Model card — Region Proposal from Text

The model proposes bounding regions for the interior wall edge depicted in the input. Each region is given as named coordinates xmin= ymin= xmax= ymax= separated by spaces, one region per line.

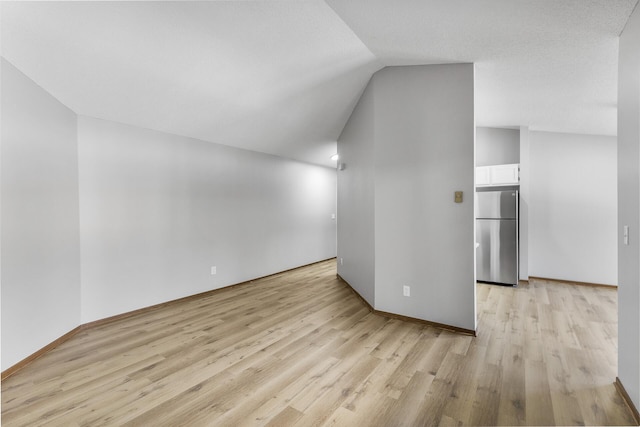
xmin=337 ymin=274 xmax=476 ymax=336
xmin=527 ymin=275 xmax=617 ymax=289
xmin=615 ymin=377 xmax=640 ymax=425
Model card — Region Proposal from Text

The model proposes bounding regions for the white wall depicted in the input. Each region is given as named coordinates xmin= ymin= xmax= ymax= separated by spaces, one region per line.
xmin=338 ymin=64 xmax=476 ymax=331
xmin=1 ymin=59 xmax=81 ymax=370
xmin=78 ymin=116 xmax=337 ymax=323
xmin=528 ymin=131 xmax=617 ymax=285
xmin=618 ymin=3 xmax=640 ymax=411
xmin=476 ymin=127 xmax=520 ymax=166
xmin=518 ymin=127 xmax=530 ymax=280
xmin=1 ymin=59 xmax=337 ymax=369
xmin=336 ymin=84 xmax=376 ymax=305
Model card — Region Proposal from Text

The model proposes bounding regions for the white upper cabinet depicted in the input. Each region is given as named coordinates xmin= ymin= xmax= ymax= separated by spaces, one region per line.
xmin=476 ymin=163 xmax=519 ymax=187
xmin=476 ymin=166 xmax=491 ymax=186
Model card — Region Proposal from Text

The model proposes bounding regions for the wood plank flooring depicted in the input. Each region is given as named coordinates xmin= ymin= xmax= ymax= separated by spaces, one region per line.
xmin=1 ymin=260 xmax=636 ymax=426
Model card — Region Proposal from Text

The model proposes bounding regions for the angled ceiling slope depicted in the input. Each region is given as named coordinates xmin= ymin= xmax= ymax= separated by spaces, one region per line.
xmin=1 ymin=1 xmax=638 ymax=166
xmin=1 ymin=1 xmax=381 ymax=167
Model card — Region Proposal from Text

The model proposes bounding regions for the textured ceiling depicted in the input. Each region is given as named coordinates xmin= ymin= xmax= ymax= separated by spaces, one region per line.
xmin=1 ymin=1 xmax=637 ymax=166
xmin=326 ymin=0 xmax=637 ymax=137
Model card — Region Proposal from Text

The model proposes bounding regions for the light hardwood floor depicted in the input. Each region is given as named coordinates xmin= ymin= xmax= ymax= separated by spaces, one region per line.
xmin=1 ymin=259 xmax=636 ymax=426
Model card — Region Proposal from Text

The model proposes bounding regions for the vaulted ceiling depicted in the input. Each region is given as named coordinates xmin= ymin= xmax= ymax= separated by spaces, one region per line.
xmin=1 ymin=1 xmax=637 ymax=167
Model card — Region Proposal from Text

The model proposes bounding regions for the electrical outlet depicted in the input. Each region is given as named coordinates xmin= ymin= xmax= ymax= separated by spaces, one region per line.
xmin=403 ymin=285 xmax=410 ymax=297
xmin=211 ymin=266 xmax=217 ymax=275
xmin=340 ymin=258 xmax=343 ymax=266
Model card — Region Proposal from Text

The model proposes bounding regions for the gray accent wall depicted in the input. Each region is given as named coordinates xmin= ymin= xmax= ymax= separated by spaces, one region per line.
xmin=618 ymin=4 xmax=640 ymax=411
xmin=1 ymin=59 xmax=82 ymax=370
xmin=338 ymin=64 xmax=476 ymax=331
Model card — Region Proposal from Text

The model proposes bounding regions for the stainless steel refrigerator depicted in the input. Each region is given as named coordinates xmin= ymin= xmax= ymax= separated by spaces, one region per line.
xmin=476 ymin=190 xmax=519 ymax=286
